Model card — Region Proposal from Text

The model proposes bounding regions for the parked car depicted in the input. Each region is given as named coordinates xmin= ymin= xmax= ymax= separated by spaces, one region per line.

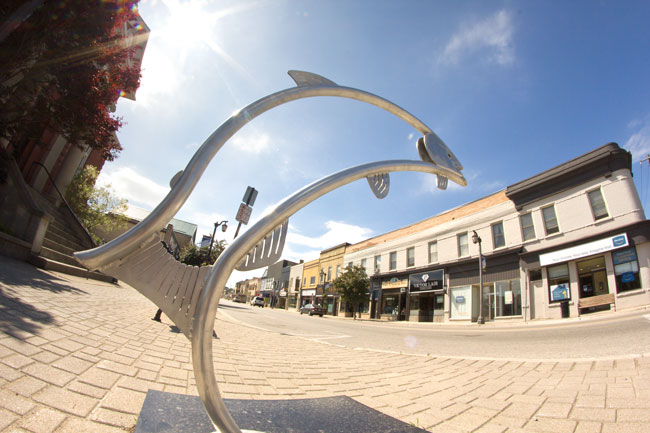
xmin=251 ymin=296 xmax=265 ymax=307
xmin=299 ymin=303 xmax=325 ymax=317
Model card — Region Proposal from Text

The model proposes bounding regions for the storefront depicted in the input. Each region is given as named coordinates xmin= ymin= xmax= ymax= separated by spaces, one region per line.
xmin=408 ymin=270 xmax=445 ymax=322
xmin=300 ymin=289 xmax=316 ymax=306
xmin=379 ymin=277 xmax=408 ymax=320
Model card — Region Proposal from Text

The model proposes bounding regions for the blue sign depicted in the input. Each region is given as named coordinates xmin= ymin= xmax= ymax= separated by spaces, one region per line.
xmin=621 ymin=272 xmax=635 ymax=283
xmin=613 ymin=235 xmax=627 ymax=247
xmin=613 ymin=248 xmax=637 ymax=265
xmin=455 ymin=296 xmax=466 ymax=304
xmin=551 ymin=284 xmax=570 ymax=301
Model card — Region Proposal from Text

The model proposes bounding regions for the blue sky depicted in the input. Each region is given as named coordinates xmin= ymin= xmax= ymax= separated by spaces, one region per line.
xmin=98 ymin=0 xmax=650 ymax=284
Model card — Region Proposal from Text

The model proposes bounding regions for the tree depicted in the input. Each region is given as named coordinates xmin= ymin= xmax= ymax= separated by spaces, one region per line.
xmin=332 ymin=265 xmax=370 ymax=319
xmin=65 ymin=165 xmax=128 ymax=244
xmin=0 ymin=1 xmax=145 ymax=160
xmin=179 ymin=241 xmax=226 ymax=267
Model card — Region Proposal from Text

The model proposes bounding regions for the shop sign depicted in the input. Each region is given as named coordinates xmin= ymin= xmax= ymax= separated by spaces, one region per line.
xmin=279 ymin=291 xmax=287 ymax=297
xmin=409 ymin=269 xmax=444 ymax=293
xmin=504 ymin=291 xmax=513 ymax=305
xmin=540 ymin=233 xmax=628 ymax=266
xmin=301 ymin=289 xmax=316 ymax=296
xmin=550 ymin=283 xmax=570 ymax=301
xmin=621 ymin=272 xmax=635 ymax=283
xmin=382 ymin=277 xmax=408 ymax=289
xmin=613 ymin=248 xmax=637 ymax=265
xmin=455 ymin=295 xmax=466 ymax=304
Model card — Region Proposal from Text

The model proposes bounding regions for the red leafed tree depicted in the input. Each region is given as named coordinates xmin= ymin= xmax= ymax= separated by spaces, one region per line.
xmin=0 ymin=0 xmax=145 ymax=161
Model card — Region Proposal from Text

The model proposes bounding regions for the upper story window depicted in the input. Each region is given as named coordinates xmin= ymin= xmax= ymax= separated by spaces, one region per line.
xmin=588 ymin=188 xmax=609 ymax=221
xmin=361 ymin=258 xmax=367 ymax=270
xmin=347 ymin=262 xmax=353 ymax=268
xmin=336 ymin=264 xmax=341 ymax=278
xmin=492 ymin=222 xmax=505 ymax=248
xmin=428 ymin=241 xmax=438 ymax=263
xmin=542 ymin=205 xmax=559 ymax=235
xmin=407 ymin=247 xmax=415 ymax=267
xmin=520 ymin=213 xmax=536 ymax=241
xmin=310 ymin=276 xmax=315 ymax=285
xmin=374 ymin=255 xmax=381 ymax=273
xmin=389 ymin=251 xmax=397 ymax=270
xmin=327 ymin=266 xmax=332 ymax=281
xmin=457 ymin=233 xmax=469 ymax=257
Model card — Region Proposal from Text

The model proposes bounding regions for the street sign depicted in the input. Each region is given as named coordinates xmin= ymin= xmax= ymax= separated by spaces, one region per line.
xmin=242 ymin=186 xmax=258 ymax=206
xmin=235 ymin=203 xmax=252 ymax=225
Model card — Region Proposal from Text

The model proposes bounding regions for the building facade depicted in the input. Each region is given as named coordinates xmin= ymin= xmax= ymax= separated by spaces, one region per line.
xmin=317 ymin=243 xmax=350 ymax=316
xmin=345 ymin=143 xmax=649 ymax=323
xmin=300 ymin=259 xmax=320 ymax=307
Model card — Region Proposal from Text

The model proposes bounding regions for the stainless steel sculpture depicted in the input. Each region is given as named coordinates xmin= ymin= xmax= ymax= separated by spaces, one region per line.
xmin=75 ymin=71 xmax=466 ymax=433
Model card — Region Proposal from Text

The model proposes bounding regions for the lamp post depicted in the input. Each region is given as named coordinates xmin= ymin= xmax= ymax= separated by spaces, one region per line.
xmin=472 ymin=230 xmax=484 ymax=325
xmin=207 ymin=220 xmax=228 ymax=262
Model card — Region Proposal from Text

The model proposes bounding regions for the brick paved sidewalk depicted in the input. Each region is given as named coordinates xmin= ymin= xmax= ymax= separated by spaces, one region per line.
xmin=1 ymin=256 xmax=650 ymax=433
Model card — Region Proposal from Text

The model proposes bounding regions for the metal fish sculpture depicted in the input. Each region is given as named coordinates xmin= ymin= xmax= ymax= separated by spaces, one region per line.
xmin=74 ymin=71 xmax=466 ymax=433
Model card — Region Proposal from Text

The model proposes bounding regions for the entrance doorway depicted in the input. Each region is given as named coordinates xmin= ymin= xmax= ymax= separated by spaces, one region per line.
xmin=577 ymin=256 xmax=609 ymax=313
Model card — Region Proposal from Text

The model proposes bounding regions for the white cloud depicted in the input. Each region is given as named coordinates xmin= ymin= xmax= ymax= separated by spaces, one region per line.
xmin=97 ymin=167 xmax=169 ymax=209
xmin=438 ymin=10 xmax=514 ymax=66
xmin=231 ymin=131 xmax=273 ymax=154
xmin=287 ymin=220 xmax=374 ymax=252
xmin=625 ymin=116 xmax=650 ymax=162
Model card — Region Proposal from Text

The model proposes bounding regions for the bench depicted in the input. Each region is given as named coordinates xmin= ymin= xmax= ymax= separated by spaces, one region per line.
xmin=578 ymin=293 xmax=616 ymax=313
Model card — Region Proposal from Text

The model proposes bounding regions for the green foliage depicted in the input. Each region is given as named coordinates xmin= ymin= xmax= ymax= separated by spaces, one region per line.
xmin=332 ymin=265 xmax=370 ymax=318
xmin=179 ymin=240 xmax=226 ymax=267
xmin=65 ymin=165 xmax=127 ymax=243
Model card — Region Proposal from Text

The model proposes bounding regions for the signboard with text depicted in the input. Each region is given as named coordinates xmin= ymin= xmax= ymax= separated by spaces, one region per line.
xmin=409 ymin=269 xmax=444 ymax=294
xmin=540 ymin=233 xmax=628 ymax=266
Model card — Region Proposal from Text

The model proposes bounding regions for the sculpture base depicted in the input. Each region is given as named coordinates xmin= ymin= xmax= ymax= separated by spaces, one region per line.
xmin=135 ymin=390 xmax=429 ymax=433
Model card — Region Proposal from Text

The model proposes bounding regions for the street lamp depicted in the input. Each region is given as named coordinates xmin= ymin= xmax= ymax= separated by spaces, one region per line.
xmin=472 ymin=230 xmax=484 ymax=325
xmin=207 ymin=220 xmax=228 ymax=261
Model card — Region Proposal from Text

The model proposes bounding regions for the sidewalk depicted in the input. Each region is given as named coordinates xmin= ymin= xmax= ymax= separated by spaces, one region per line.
xmin=2 ymin=255 xmax=650 ymax=432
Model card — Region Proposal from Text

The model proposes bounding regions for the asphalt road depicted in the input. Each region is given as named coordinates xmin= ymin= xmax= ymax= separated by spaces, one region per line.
xmin=218 ymin=301 xmax=650 ymax=361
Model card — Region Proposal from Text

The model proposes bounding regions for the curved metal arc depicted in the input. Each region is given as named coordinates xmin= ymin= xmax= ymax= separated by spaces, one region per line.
xmin=191 ymin=159 xmax=460 ymax=433
xmin=74 ymin=72 xmax=445 ymax=271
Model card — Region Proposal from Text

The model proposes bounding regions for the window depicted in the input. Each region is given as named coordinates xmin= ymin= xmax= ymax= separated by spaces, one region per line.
xmin=547 ymin=263 xmax=570 ymax=302
xmin=374 ymin=255 xmax=381 ymax=273
xmin=492 ymin=222 xmax=505 ymax=248
xmin=495 ymin=279 xmax=522 ymax=317
xmin=428 ymin=241 xmax=438 ymax=263
xmin=336 ymin=264 xmax=341 ymax=278
xmin=327 ymin=266 xmax=332 ymax=281
xmin=347 ymin=262 xmax=352 ymax=268
xmin=319 ymin=270 xmax=324 ymax=283
xmin=407 ymin=247 xmax=415 ymax=267
xmin=389 ymin=251 xmax=397 ymax=270
xmin=613 ymin=247 xmax=641 ymax=293
xmin=303 ymin=277 xmax=306 ymax=286
xmin=361 ymin=258 xmax=367 ymax=270
xmin=457 ymin=233 xmax=469 ymax=257
xmin=309 ymin=276 xmax=315 ymax=285
xmin=588 ymin=189 xmax=609 ymax=220
xmin=542 ymin=205 xmax=559 ymax=235
xmin=520 ymin=213 xmax=536 ymax=241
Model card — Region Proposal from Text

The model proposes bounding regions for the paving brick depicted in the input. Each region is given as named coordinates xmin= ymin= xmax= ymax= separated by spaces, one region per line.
xmin=1 ymin=353 xmax=34 ymax=369
xmin=18 ymin=407 xmax=66 ymax=433
xmin=96 ymin=359 xmax=138 ymax=377
xmin=574 ymin=421 xmax=602 ymax=433
xmin=90 ymin=407 xmax=138 ymax=429
xmin=616 ymin=408 xmax=650 ymax=422
xmin=99 ymin=387 xmax=146 ymax=415
xmin=6 ymin=375 xmax=47 ymax=397
xmin=0 ymin=407 xmax=19 ymax=430
xmin=22 ymin=363 xmax=75 ymax=387
xmin=55 ymin=417 xmax=129 ymax=433
xmin=0 ymin=388 xmax=36 ymax=415
xmin=33 ymin=386 xmax=97 ymax=417
xmin=77 ymin=366 xmax=120 ymax=389
xmin=523 ymin=417 xmax=577 ymax=432
xmin=535 ymin=402 xmax=571 ymax=418
xmin=601 ymin=423 xmax=650 ymax=433
xmin=570 ymin=407 xmax=616 ymax=422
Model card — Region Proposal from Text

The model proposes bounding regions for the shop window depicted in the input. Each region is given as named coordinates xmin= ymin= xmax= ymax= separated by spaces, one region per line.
xmin=428 ymin=241 xmax=438 ymax=263
xmin=495 ymin=279 xmax=522 ymax=317
xmin=542 ymin=205 xmax=559 ymax=235
xmin=457 ymin=233 xmax=469 ymax=257
xmin=613 ymin=247 xmax=641 ymax=293
xmin=588 ymin=188 xmax=609 ymax=221
xmin=492 ymin=222 xmax=505 ymax=248
xmin=389 ymin=251 xmax=397 ymax=270
xmin=382 ymin=295 xmax=399 ymax=315
xmin=547 ymin=263 xmax=570 ymax=303
xmin=407 ymin=247 xmax=415 ymax=267
xmin=374 ymin=255 xmax=381 ymax=273
xmin=520 ymin=212 xmax=536 ymax=241
xmin=450 ymin=286 xmax=471 ymax=319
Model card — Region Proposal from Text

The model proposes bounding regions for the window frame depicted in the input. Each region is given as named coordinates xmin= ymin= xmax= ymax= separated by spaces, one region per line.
xmin=374 ymin=255 xmax=381 ymax=273
xmin=428 ymin=241 xmax=438 ymax=264
xmin=457 ymin=233 xmax=469 ymax=257
xmin=546 ymin=263 xmax=571 ymax=303
xmin=542 ymin=205 xmax=560 ymax=236
xmin=389 ymin=251 xmax=397 ymax=270
xmin=587 ymin=188 xmax=609 ymax=221
xmin=491 ymin=221 xmax=505 ymax=249
xmin=519 ymin=212 xmax=536 ymax=242
xmin=406 ymin=247 xmax=415 ymax=267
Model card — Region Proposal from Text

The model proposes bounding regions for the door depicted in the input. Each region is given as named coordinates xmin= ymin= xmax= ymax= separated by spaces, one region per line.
xmin=482 ymin=284 xmax=495 ymax=322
